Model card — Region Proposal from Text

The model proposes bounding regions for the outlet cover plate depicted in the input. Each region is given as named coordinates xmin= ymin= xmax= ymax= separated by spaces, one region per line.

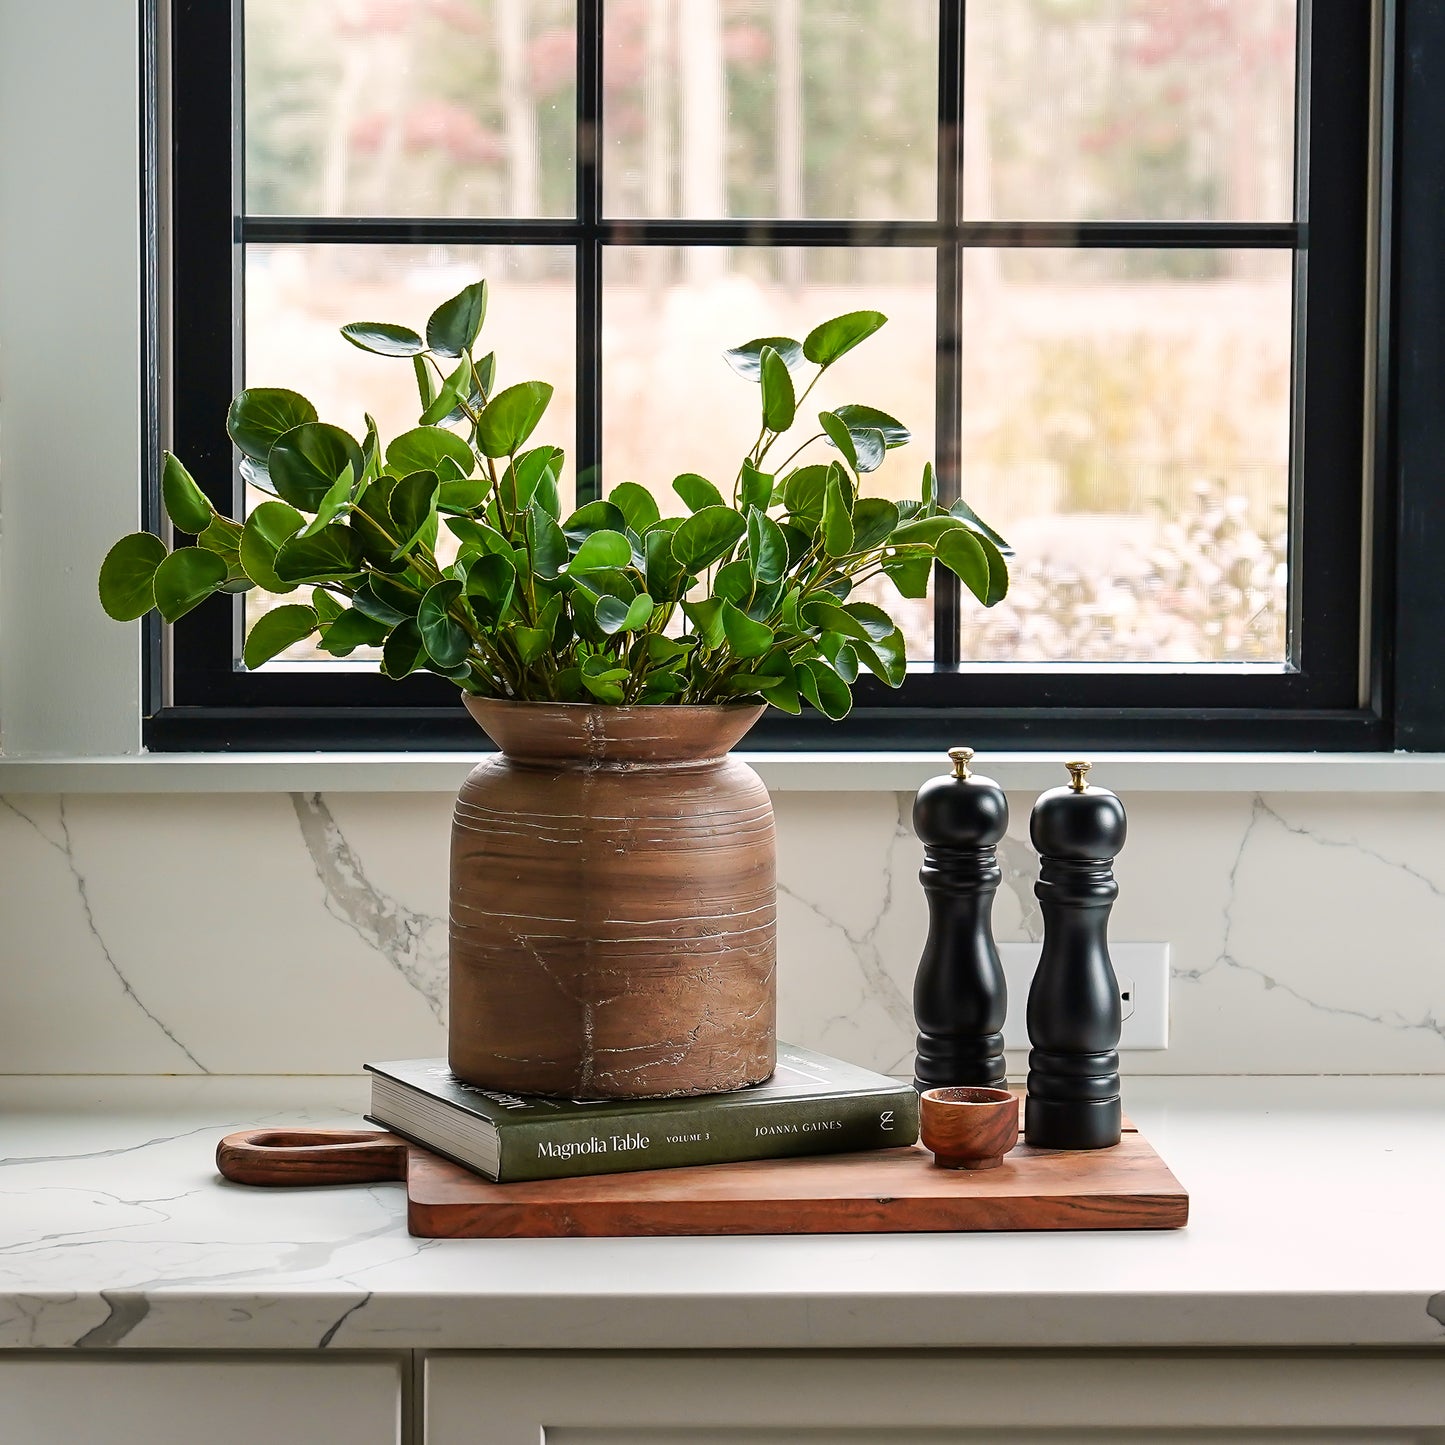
xmin=997 ymin=941 xmax=1170 ymax=1051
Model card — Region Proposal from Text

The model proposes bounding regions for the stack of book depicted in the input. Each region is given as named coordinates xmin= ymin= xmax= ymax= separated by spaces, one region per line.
xmin=365 ymin=1043 xmax=918 ymax=1183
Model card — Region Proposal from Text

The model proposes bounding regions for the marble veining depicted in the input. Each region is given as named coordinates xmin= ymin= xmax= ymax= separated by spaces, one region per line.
xmin=4 ymin=786 xmax=1445 ymax=1074
xmin=291 ymin=792 xmax=448 ymax=1022
xmin=0 ymin=798 xmax=204 ymax=1071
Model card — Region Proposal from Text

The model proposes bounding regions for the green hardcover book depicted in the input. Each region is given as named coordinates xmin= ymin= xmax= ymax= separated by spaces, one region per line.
xmin=364 ymin=1043 xmax=919 ymax=1183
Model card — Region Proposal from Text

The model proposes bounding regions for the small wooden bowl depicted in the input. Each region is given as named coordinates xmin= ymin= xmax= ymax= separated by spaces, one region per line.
xmin=919 ymin=1087 xmax=1020 ymax=1170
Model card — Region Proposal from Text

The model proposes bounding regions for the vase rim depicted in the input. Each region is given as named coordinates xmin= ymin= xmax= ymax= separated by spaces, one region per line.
xmin=462 ymin=695 xmax=767 ymax=765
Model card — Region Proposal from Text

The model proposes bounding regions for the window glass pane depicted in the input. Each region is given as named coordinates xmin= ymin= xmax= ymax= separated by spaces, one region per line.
xmin=603 ymin=0 xmax=938 ymax=220
xmin=244 ymin=0 xmax=577 ymax=217
xmin=602 ymin=245 xmax=936 ymax=658
xmin=957 ymin=248 xmax=1292 ymax=665
xmin=243 ymin=243 xmax=576 ymax=662
xmin=963 ymin=0 xmax=1298 ymax=222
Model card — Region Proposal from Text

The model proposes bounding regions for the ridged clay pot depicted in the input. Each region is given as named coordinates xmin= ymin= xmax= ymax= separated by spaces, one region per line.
xmin=449 ymin=698 xmax=777 ymax=1099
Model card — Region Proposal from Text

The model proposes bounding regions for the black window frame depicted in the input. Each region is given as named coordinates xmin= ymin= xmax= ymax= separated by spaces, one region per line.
xmin=152 ymin=0 xmax=1401 ymax=753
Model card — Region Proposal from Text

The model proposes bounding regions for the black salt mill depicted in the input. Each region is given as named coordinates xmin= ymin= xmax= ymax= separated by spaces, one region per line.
xmin=1025 ymin=760 xmax=1126 ymax=1150
xmin=911 ymin=746 xmax=1009 ymax=1092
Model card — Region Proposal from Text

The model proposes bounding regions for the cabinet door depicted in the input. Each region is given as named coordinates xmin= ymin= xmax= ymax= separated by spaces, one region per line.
xmin=0 ymin=1356 xmax=403 ymax=1445
xmin=425 ymin=1351 xmax=1445 ymax=1443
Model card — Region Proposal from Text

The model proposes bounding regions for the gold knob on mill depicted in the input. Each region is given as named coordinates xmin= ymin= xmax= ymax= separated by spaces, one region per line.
xmin=1065 ymin=759 xmax=1091 ymax=793
xmin=948 ymin=746 xmax=974 ymax=781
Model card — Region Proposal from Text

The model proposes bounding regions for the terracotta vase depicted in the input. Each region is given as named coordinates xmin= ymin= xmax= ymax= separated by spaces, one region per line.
xmin=449 ymin=698 xmax=777 ymax=1099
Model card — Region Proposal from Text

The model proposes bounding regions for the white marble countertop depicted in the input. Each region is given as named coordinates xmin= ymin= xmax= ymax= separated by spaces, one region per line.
xmin=2 ymin=1075 xmax=1443 ymax=1353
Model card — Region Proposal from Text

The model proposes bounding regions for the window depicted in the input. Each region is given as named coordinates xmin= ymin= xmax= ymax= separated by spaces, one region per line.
xmin=158 ymin=0 xmax=1382 ymax=751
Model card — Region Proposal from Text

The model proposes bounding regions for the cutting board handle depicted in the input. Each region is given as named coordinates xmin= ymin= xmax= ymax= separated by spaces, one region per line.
xmin=216 ymin=1129 xmax=408 ymax=1187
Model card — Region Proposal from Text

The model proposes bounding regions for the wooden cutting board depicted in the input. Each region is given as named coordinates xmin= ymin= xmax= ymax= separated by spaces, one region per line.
xmin=216 ymin=1119 xmax=1188 ymax=1238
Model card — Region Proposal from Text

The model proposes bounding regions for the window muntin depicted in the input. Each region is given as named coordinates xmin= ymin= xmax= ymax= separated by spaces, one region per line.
xmin=161 ymin=0 xmax=1377 ymax=751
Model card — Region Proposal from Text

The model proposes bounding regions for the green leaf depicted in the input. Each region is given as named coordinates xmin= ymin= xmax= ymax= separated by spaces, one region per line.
xmin=819 ymin=634 xmax=859 ymax=683
xmin=273 ymin=524 xmax=365 ymax=584
xmin=477 ymin=380 xmax=553 ymax=457
xmin=681 ymin=597 xmax=726 ymax=648
xmin=386 ymin=427 xmax=475 ymax=478
xmin=561 ymin=500 xmax=628 ymax=549
xmin=382 ymin=618 xmax=427 ymax=678
xmin=513 ymin=625 xmax=553 ymax=665
xmin=892 ymin=515 xmax=965 ymax=546
xmin=341 ymin=321 xmax=425 ymax=357
xmin=196 ymin=513 xmax=243 ymax=560
xmin=848 ymin=427 xmax=885 ymax=473
xmin=937 ymin=526 xmax=994 ymax=606
xmin=318 ymin=608 xmax=389 ymax=657
xmin=721 ymin=600 xmax=774 ymax=658
xmin=671 ymin=506 xmax=747 ymax=572
xmin=596 ymin=592 xmax=655 ymax=635
xmin=760 ymin=346 xmax=796 ymax=432
xmin=438 ymin=478 xmax=492 ymax=513
xmin=419 ymin=379 xmax=461 ymax=427
xmin=672 ymin=472 xmax=726 ymax=513
xmin=153 ymin=546 xmax=228 ymax=622
xmin=803 ymin=310 xmax=887 ymax=366
xmin=413 ymin=354 xmax=437 ymax=411
xmin=712 ymin=557 xmax=753 ymax=607
xmin=226 ymin=388 xmax=317 ymax=463
xmin=796 ymin=658 xmax=853 ymax=719
xmin=609 ymin=482 xmax=662 ymax=534
xmin=298 ymin=461 xmax=356 ymax=538
xmin=464 ymin=552 xmax=516 ymax=622
xmin=447 ymin=516 xmax=512 ymax=558
xmin=351 ymin=580 xmax=411 ymax=627
xmin=529 ymin=504 xmax=569 ymax=579
xmin=387 ymin=470 xmax=441 ymax=558
xmin=268 ymin=423 xmax=364 ymax=512
xmin=921 ymin=460 xmax=939 ymax=510
xmin=242 ymin=603 xmax=318 ymax=669
xmin=746 ymin=506 xmax=788 ymax=585
xmin=760 ymin=670 xmax=802 ymax=714
xmin=833 ymin=403 xmax=910 ymax=449
xmin=368 ymin=574 xmax=424 ymax=620
xmin=881 ymin=546 xmax=934 ymax=599
xmin=645 ymin=528 xmax=689 ymax=602
xmin=99 ymin=532 xmax=167 ymax=620
xmin=426 ymin=280 xmax=488 ymax=358
xmin=239 ymin=500 xmax=306 ymax=592
xmin=569 ymin=529 xmax=632 ymax=574
xmin=949 ymin=497 xmax=1012 ymax=554
xmin=822 ymin=468 xmax=855 ymax=558
xmin=418 ymin=579 xmax=471 ymax=667
xmin=723 ymin=335 xmax=804 ymax=379
xmin=161 ymin=452 xmax=214 ymax=533
xmin=500 ymin=445 xmax=563 ymax=514
xmin=818 ymin=411 xmax=858 ymax=472
xmin=943 ymin=511 xmax=1010 ymax=605
xmin=851 ymin=497 xmax=901 ymax=551
xmin=782 ymin=464 xmax=830 ymax=528
xmin=311 ymin=588 xmax=345 ymax=624
xmin=739 ymin=461 xmax=773 ymax=514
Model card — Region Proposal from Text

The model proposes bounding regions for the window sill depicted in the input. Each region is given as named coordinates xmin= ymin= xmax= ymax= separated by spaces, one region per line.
xmin=0 ymin=750 xmax=1443 ymax=794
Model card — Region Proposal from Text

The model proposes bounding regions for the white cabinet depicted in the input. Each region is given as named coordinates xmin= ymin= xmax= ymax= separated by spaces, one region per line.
xmin=424 ymin=1351 xmax=1445 ymax=1443
xmin=0 ymin=1356 xmax=403 ymax=1445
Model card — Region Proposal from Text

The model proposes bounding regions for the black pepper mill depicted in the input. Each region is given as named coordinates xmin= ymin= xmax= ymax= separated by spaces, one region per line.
xmin=1025 ymin=760 xmax=1126 ymax=1150
xmin=911 ymin=746 xmax=1009 ymax=1092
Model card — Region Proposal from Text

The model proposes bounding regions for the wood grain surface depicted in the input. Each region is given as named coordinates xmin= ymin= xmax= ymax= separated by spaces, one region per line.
xmin=217 ymin=1121 xmax=1188 ymax=1238
xmin=450 ymin=700 xmax=777 ymax=1099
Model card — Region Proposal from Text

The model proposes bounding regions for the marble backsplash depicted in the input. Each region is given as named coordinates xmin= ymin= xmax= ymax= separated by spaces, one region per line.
xmin=2 ymin=786 xmax=1442 ymax=1077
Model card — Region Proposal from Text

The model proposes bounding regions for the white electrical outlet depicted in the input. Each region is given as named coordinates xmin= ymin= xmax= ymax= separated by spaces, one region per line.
xmin=996 ymin=941 xmax=1170 ymax=1050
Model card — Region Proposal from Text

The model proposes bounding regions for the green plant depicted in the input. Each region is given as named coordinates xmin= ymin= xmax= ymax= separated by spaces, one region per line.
xmin=100 ymin=280 xmax=1008 ymax=717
